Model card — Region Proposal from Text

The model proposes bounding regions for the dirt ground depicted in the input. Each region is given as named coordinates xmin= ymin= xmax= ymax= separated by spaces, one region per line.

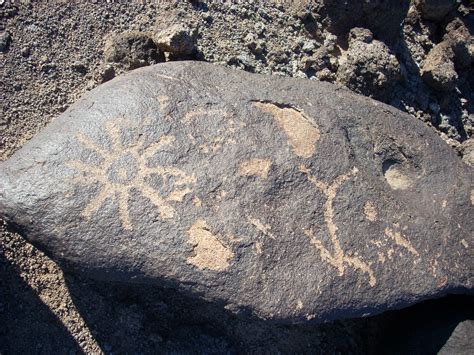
xmin=1 ymin=1 xmax=473 ymax=353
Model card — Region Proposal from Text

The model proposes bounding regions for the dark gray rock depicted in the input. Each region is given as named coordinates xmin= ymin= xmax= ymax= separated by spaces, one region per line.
xmin=337 ymin=28 xmax=401 ymax=100
xmin=103 ymin=31 xmax=164 ymax=70
xmin=0 ymin=62 xmax=472 ymax=323
xmin=444 ymin=18 xmax=474 ymax=69
xmin=313 ymin=0 xmax=411 ymax=44
xmin=0 ymin=31 xmax=11 ymax=52
xmin=421 ymin=42 xmax=458 ymax=91
xmin=153 ymin=24 xmax=196 ymax=56
xmin=439 ymin=320 xmax=474 ymax=355
xmin=416 ymin=0 xmax=458 ymax=22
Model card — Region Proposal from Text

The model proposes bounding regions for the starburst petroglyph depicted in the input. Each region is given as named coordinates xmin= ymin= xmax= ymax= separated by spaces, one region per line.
xmin=300 ymin=165 xmax=377 ymax=287
xmin=67 ymin=119 xmax=196 ymax=230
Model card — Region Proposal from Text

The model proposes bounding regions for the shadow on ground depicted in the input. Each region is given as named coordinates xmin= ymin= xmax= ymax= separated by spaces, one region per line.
xmin=0 ymin=253 xmax=81 ymax=354
xmin=64 ymin=272 xmax=473 ymax=354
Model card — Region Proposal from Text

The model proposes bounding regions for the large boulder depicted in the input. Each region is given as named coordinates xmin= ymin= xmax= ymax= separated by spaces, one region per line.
xmin=0 ymin=62 xmax=472 ymax=323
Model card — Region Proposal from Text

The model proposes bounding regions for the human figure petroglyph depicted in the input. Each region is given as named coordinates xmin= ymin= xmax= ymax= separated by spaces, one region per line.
xmin=300 ymin=165 xmax=377 ymax=287
xmin=67 ymin=119 xmax=196 ymax=230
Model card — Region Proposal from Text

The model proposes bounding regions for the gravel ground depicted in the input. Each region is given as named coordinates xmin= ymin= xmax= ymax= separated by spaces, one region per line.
xmin=1 ymin=1 xmax=473 ymax=353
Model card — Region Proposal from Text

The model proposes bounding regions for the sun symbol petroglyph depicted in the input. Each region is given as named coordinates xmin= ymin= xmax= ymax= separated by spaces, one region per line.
xmin=300 ymin=165 xmax=377 ymax=287
xmin=67 ymin=119 xmax=196 ymax=230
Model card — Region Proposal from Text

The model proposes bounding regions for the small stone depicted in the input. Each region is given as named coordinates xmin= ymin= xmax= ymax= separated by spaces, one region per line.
xmin=0 ymin=31 xmax=11 ymax=52
xmin=459 ymin=138 xmax=474 ymax=167
xmin=20 ymin=46 xmax=30 ymax=57
xmin=444 ymin=18 xmax=474 ymax=69
xmin=71 ymin=61 xmax=87 ymax=75
xmin=316 ymin=68 xmax=335 ymax=82
xmin=153 ymin=24 xmax=195 ymax=56
xmin=254 ymin=22 xmax=266 ymax=36
xmin=302 ymin=40 xmax=317 ymax=53
xmin=244 ymin=33 xmax=265 ymax=55
xmin=99 ymin=64 xmax=115 ymax=83
xmin=349 ymin=27 xmax=373 ymax=44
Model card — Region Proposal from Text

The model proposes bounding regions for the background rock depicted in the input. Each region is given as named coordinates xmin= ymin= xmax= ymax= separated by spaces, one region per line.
xmin=421 ymin=42 xmax=458 ymax=91
xmin=337 ymin=28 xmax=401 ymax=100
xmin=416 ymin=0 xmax=459 ymax=22
xmin=153 ymin=23 xmax=196 ymax=57
xmin=0 ymin=31 xmax=11 ymax=52
xmin=104 ymin=31 xmax=165 ymax=70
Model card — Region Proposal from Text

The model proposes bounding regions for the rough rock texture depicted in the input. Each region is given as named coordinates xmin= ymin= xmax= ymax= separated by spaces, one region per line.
xmin=103 ymin=31 xmax=165 ymax=70
xmin=337 ymin=28 xmax=401 ymax=100
xmin=444 ymin=17 xmax=474 ymax=69
xmin=439 ymin=320 xmax=474 ymax=354
xmin=153 ymin=24 xmax=196 ymax=56
xmin=311 ymin=0 xmax=411 ymax=44
xmin=416 ymin=0 xmax=458 ymax=22
xmin=421 ymin=41 xmax=458 ymax=91
xmin=0 ymin=30 xmax=11 ymax=52
xmin=1 ymin=62 xmax=472 ymax=323
xmin=459 ymin=138 xmax=474 ymax=167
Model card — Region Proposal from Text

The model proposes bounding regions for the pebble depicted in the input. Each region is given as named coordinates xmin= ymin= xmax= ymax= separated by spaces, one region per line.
xmin=302 ymin=40 xmax=316 ymax=53
xmin=0 ymin=31 xmax=11 ymax=52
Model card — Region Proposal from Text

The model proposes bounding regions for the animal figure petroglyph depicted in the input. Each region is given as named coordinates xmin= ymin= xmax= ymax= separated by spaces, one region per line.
xmin=300 ymin=165 xmax=377 ymax=287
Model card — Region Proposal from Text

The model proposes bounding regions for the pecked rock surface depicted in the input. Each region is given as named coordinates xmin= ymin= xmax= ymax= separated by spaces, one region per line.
xmin=0 ymin=62 xmax=472 ymax=323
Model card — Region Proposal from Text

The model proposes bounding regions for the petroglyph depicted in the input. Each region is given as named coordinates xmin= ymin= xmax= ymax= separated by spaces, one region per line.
xmin=183 ymin=107 xmax=229 ymax=123
xmin=253 ymin=102 xmax=320 ymax=158
xmin=364 ymin=201 xmax=377 ymax=221
xmin=247 ymin=216 xmax=276 ymax=239
xmin=383 ymin=165 xmax=413 ymax=190
xmin=187 ymin=219 xmax=234 ymax=271
xmin=300 ymin=165 xmax=377 ymax=287
xmin=67 ymin=119 xmax=196 ymax=230
xmin=384 ymin=227 xmax=420 ymax=258
xmin=153 ymin=73 xmax=179 ymax=82
xmin=239 ymin=159 xmax=271 ymax=178
xmin=183 ymin=106 xmax=239 ymax=153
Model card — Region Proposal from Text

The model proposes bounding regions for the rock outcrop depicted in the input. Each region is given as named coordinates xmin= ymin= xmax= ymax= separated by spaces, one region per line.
xmin=0 ymin=62 xmax=472 ymax=323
